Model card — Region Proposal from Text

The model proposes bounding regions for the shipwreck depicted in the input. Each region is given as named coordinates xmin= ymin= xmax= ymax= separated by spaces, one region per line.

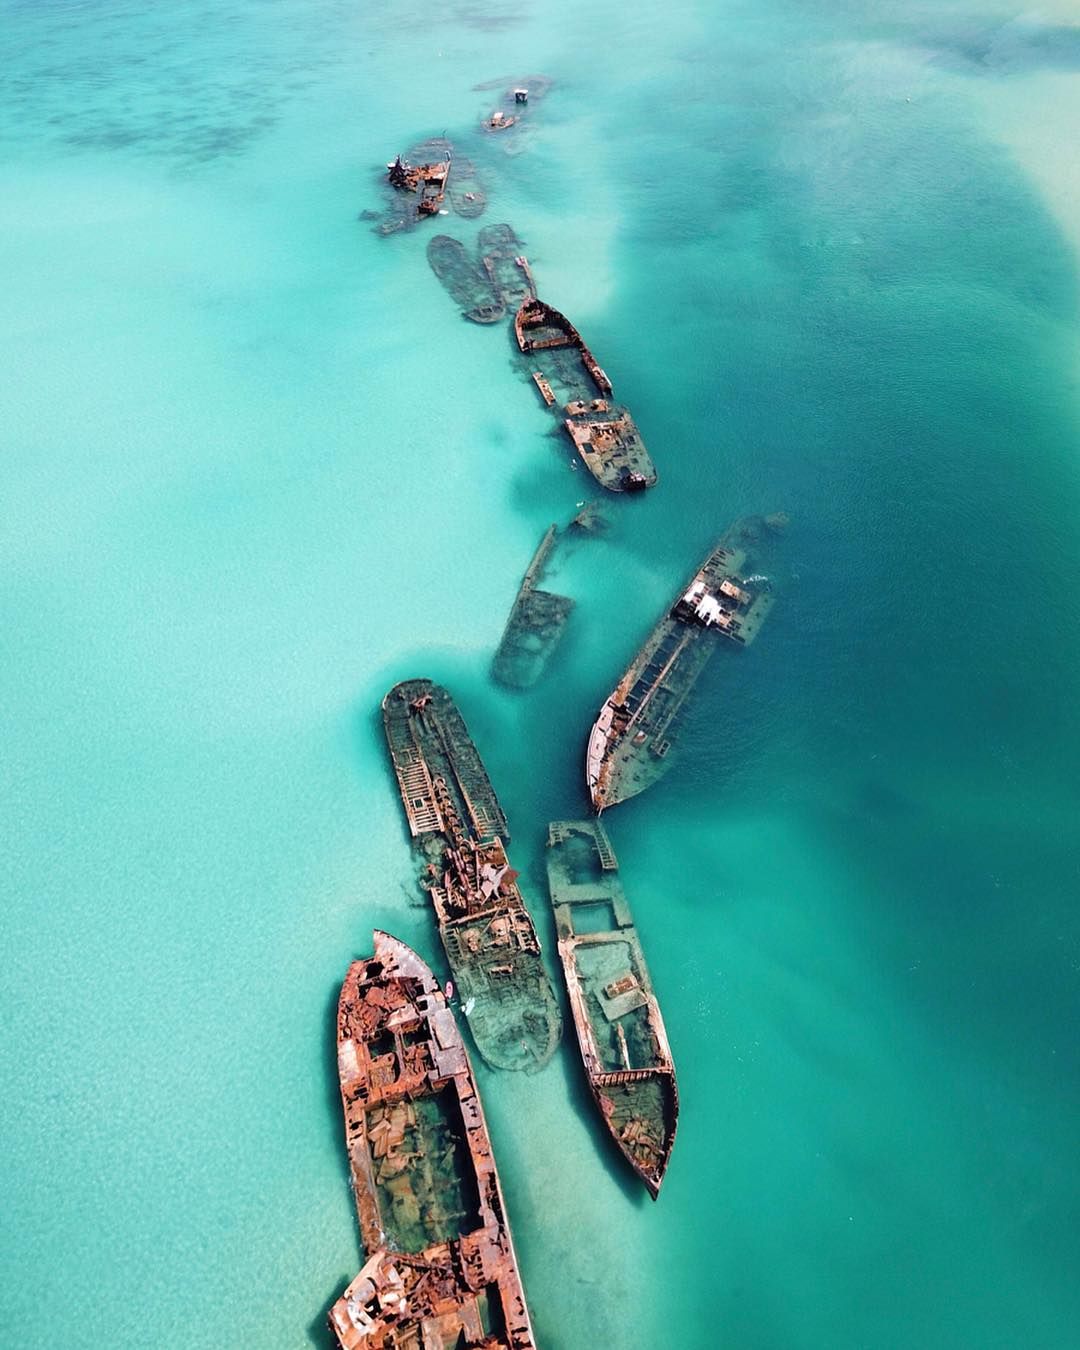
xmin=546 ymin=820 xmax=678 ymax=1197
xmin=586 ymin=516 xmax=782 ymax=810
xmin=382 ymin=679 xmax=562 ymax=1072
xmin=514 ymin=297 xmax=657 ymax=493
xmin=327 ymin=931 xmax=537 ymax=1349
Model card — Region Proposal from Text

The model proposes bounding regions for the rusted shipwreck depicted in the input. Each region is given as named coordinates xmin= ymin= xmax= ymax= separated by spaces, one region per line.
xmin=427 ymin=236 xmax=506 ymax=324
xmin=492 ymin=525 xmax=574 ymax=690
xmin=382 ymin=679 xmax=562 ymax=1072
xmin=546 ymin=820 xmax=678 ymax=1197
xmin=372 ymin=140 xmax=486 ymax=236
xmin=586 ymin=516 xmax=782 ymax=811
xmin=327 ymin=931 xmax=536 ymax=1350
xmin=515 ymin=297 xmax=657 ymax=493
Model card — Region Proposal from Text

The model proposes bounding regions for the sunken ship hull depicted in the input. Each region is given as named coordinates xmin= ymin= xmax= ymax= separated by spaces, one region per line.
xmin=383 ymin=680 xmax=562 ymax=1073
xmin=492 ymin=525 xmax=574 ymax=689
xmin=514 ymin=298 xmax=657 ymax=493
xmin=546 ymin=820 xmax=678 ymax=1197
xmin=426 ymin=235 xmax=505 ymax=324
xmin=328 ymin=932 xmax=536 ymax=1350
xmin=586 ymin=517 xmax=780 ymax=811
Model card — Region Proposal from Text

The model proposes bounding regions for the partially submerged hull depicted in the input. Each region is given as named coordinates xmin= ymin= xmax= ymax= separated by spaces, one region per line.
xmin=492 ymin=525 xmax=574 ymax=689
xmin=328 ymin=932 xmax=536 ymax=1350
xmin=370 ymin=140 xmax=485 ymax=236
xmin=382 ymin=680 xmax=562 ymax=1072
xmin=514 ymin=298 xmax=657 ymax=493
xmin=479 ymin=224 xmax=536 ymax=311
xmin=426 ymin=235 xmax=505 ymax=324
xmin=476 ymin=74 xmax=554 ymax=138
xmin=586 ymin=516 xmax=781 ymax=811
xmin=546 ymin=821 xmax=678 ymax=1197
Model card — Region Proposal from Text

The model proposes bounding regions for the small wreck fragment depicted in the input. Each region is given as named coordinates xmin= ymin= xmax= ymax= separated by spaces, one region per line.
xmin=515 ymin=297 xmax=657 ymax=493
xmin=382 ymin=680 xmax=562 ymax=1071
xmin=546 ymin=820 xmax=678 ymax=1197
xmin=586 ymin=516 xmax=783 ymax=810
xmin=492 ymin=525 xmax=574 ymax=690
xmin=327 ymin=931 xmax=537 ymax=1350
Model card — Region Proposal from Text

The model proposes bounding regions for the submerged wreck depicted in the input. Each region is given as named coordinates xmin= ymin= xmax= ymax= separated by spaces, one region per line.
xmin=546 ymin=821 xmax=678 ymax=1197
xmin=492 ymin=525 xmax=574 ymax=690
xmin=479 ymin=224 xmax=535 ymax=311
xmin=426 ymin=225 xmax=535 ymax=325
xmin=371 ymin=140 xmax=485 ymax=236
xmin=586 ymin=516 xmax=782 ymax=811
xmin=515 ymin=297 xmax=657 ymax=493
xmin=478 ymin=75 xmax=553 ymax=136
xmin=426 ymin=236 xmax=504 ymax=324
xmin=382 ymin=679 xmax=562 ymax=1072
xmin=328 ymin=932 xmax=536 ymax=1350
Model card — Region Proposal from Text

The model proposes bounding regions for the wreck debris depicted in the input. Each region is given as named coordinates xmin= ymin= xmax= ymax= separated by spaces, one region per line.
xmin=382 ymin=680 xmax=562 ymax=1072
xmin=328 ymin=931 xmax=537 ymax=1350
xmin=426 ymin=236 xmax=505 ymax=324
xmin=514 ymin=297 xmax=657 ymax=493
xmin=492 ymin=525 xmax=575 ymax=690
xmin=586 ymin=516 xmax=782 ymax=810
xmin=546 ymin=821 xmax=678 ymax=1197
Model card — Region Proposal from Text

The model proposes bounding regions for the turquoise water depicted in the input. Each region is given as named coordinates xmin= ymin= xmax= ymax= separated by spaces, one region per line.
xmin=3 ymin=1 xmax=1080 ymax=1346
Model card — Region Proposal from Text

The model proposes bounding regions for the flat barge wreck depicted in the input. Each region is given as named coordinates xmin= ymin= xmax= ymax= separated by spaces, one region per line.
xmin=586 ymin=516 xmax=781 ymax=811
xmin=514 ymin=297 xmax=657 ymax=493
xmin=328 ymin=931 xmax=536 ymax=1350
xmin=491 ymin=525 xmax=574 ymax=689
xmin=546 ymin=820 xmax=678 ymax=1197
xmin=383 ymin=679 xmax=562 ymax=1072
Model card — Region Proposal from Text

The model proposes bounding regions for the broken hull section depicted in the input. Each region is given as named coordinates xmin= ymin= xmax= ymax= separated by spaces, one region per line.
xmin=492 ymin=525 xmax=574 ymax=689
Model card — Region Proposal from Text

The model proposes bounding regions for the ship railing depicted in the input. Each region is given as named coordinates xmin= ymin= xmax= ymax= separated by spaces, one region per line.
xmin=595 ymin=1068 xmax=661 ymax=1086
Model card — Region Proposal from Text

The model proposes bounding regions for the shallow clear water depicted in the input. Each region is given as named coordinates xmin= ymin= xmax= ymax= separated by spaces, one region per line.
xmin=3 ymin=1 xmax=1080 ymax=1346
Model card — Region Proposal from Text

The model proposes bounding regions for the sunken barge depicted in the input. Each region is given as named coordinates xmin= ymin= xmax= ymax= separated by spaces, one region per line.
xmin=514 ymin=297 xmax=657 ymax=493
xmin=492 ymin=525 xmax=574 ymax=689
xmin=546 ymin=821 xmax=678 ymax=1197
xmin=383 ymin=679 xmax=562 ymax=1072
xmin=328 ymin=931 xmax=536 ymax=1350
xmin=586 ymin=517 xmax=780 ymax=811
